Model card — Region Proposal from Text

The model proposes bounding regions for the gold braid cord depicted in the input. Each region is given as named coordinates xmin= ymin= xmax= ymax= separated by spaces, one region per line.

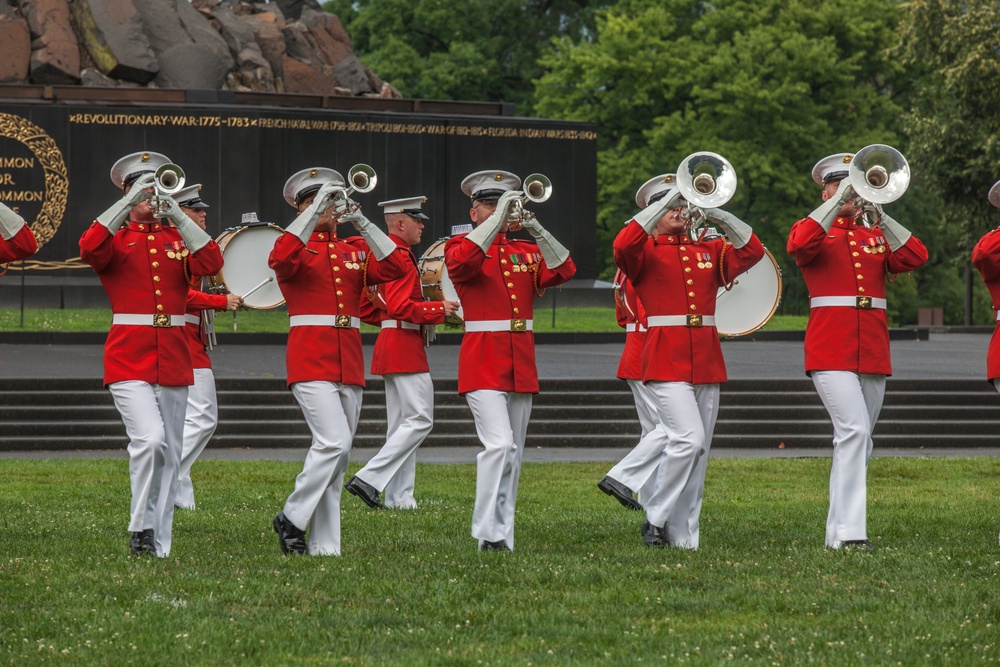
xmin=0 ymin=113 xmax=69 ymax=249
xmin=718 ymin=243 xmax=735 ymax=291
xmin=531 ymin=263 xmax=546 ymax=298
xmin=3 ymin=257 xmax=90 ymax=271
xmin=362 ymin=254 xmax=372 ymax=295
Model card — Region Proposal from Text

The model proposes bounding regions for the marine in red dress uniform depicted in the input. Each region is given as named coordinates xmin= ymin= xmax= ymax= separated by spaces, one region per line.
xmin=170 ymin=184 xmax=243 ymax=511
xmin=79 ymin=152 xmax=224 ymax=557
xmin=614 ymin=172 xmax=765 ymax=549
xmin=787 ymin=152 xmax=927 ymax=551
xmin=0 ymin=202 xmax=38 ymax=266
xmin=270 ymin=167 xmax=407 ymax=556
xmin=972 ymin=180 xmax=1000 ymax=390
xmin=346 ymin=196 xmax=458 ymax=510
xmin=445 ymin=170 xmax=576 ymax=552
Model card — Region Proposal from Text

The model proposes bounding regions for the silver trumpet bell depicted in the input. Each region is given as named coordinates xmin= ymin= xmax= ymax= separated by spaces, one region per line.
xmin=154 ymin=163 xmax=185 ymax=195
xmin=346 ymin=163 xmax=377 ymax=194
xmin=849 ymin=144 xmax=909 ymax=205
xmin=676 ymin=151 xmax=738 ymax=209
xmin=523 ymin=173 xmax=553 ymax=203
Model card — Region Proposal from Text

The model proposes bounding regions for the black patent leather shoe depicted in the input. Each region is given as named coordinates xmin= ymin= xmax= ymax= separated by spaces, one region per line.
xmin=842 ymin=539 xmax=873 ymax=552
xmin=273 ymin=512 xmax=307 ymax=555
xmin=598 ymin=476 xmax=642 ymax=510
xmin=130 ymin=529 xmax=155 ymax=555
xmin=642 ymin=520 xmax=669 ymax=548
xmin=481 ymin=539 xmax=512 ymax=553
xmin=345 ymin=475 xmax=385 ymax=509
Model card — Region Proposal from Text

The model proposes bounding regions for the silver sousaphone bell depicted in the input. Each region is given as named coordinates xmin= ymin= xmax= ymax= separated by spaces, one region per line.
xmin=848 ymin=144 xmax=909 ymax=205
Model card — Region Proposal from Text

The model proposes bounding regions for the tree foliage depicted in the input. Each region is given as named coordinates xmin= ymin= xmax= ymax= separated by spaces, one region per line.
xmin=324 ymin=0 xmax=606 ymax=112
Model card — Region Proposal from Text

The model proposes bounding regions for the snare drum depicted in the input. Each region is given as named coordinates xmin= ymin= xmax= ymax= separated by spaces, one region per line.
xmin=209 ymin=223 xmax=285 ymax=310
xmin=714 ymin=247 xmax=782 ymax=336
xmin=417 ymin=237 xmax=463 ymax=326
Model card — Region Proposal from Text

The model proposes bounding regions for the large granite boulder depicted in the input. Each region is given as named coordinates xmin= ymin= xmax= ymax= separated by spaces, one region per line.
xmin=0 ymin=7 xmax=30 ymax=82
xmin=18 ymin=0 xmax=81 ymax=83
xmin=71 ymin=0 xmax=159 ymax=83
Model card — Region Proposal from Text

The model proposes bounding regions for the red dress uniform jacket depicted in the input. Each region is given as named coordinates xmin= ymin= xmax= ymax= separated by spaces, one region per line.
xmin=1 ymin=224 xmax=38 ymax=265
xmin=614 ymin=269 xmax=647 ymax=382
xmin=269 ymin=230 xmax=408 ymax=388
xmin=445 ymin=232 xmax=576 ymax=395
xmin=186 ymin=286 xmax=229 ymax=369
xmin=787 ymin=216 xmax=928 ymax=375
xmin=614 ymin=221 xmax=765 ymax=385
xmin=971 ymin=229 xmax=1000 ymax=381
xmin=362 ymin=234 xmax=448 ymax=375
xmin=79 ymin=220 xmax=224 ymax=387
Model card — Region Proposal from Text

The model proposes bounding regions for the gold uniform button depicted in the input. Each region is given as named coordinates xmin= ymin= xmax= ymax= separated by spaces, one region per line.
xmin=854 ymin=263 xmax=862 ymax=268
xmin=147 ymin=235 xmax=155 ymax=241
xmin=510 ymin=294 xmax=517 ymax=301
xmin=149 ymin=248 xmax=157 ymax=254
xmin=852 ymin=252 xmax=859 ymax=257
xmin=504 ymin=271 xmax=511 ymax=277
xmin=686 ymin=279 xmax=694 ymax=286
xmin=156 ymin=304 xmax=164 ymax=311
xmin=507 ymin=282 xmax=514 ymax=288
xmin=848 ymin=231 xmax=855 ymax=236
xmin=151 ymin=262 xmax=159 ymax=268
xmin=501 ymin=259 xmax=508 ymax=265
xmin=338 ymin=303 xmax=345 ymax=309
xmin=155 ymin=290 xmax=162 ymax=296
xmin=682 ymin=256 xmax=689 ymax=261
xmin=336 ymin=290 xmax=343 ymax=296
xmin=688 ymin=291 xmax=696 ymax=298
xmin=679 ymin=246 xmax=686 ymax=251
xmin=153 ymin=276 xmax=160 ymax=282
xmin=500 ymin=248 xmax=506 ymax=253
xmin=334 ymin=266 xmax=340 ymax=272
xmin=859 ymin=287 xmax=866 ymax=293
xmin=850 ymin=241 xmax=857 ymax=247
xmin=513 ymin=307 xmax=519 ymax=314
xmin=335 ymin=278 xmax=342 ymax=284
xmin=689 ymin=304 xmax=697 ymax=311
xmin=329 ymin=244 xmax=335 ymax=249
xmin=857 ymin=274 xmax=864 ymax=280
xmin=684 ymin=267 xmax=692 ymax=273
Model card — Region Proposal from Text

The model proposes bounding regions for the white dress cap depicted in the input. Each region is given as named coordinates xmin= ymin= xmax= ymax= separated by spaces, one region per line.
xmin=110 ymin=151 xmax=170 ymax=189
xmin=282 ymin=167 xmax=346 ymax=207
xmin=989 ymin=180 xmax=1000 ymax=208
xmin=378 ymin=196 xmax=429 ymax=220
xmin=634 ymin=173 xmax=678 ymax=208
xmin=175 ymin=183 xmax=209 ymax=209
xmin=460 ymin=170 xmax=521 ymax=201
xmin=811 ymin=153 xmax=854 ymax=185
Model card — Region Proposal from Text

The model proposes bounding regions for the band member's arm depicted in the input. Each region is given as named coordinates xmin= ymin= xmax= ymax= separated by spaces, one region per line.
xmin=886 ymin=231 xmax=928 ymax=274
xmin=786 ymin=217 xmax=827 ymax=266
xmin=359 ymin=288 xmax=382 ymax=326
xmin=79 ymin=222 xmax=116 ymax=272
xmin=95 ymin=173 xmax=156 ymax=234
xmin=720 ymin=235 xmax=766 ymax=282
xmin=517 ymin=215 xmax=570 ymax=268
xmin=187 ymin=287 xmax=230 ymax=311
xmin=464 ymin=190 xmax=522 ymax=253
xmin=444 ymin=235 xmax=487 ymax=283
xmin=534 ymin=251 xmax=577 ymax=289
xmin=973 ymin=230 xmax=1000 ymax=282
xmin=0 ymin=204 xmax=38 ymax=262
xmin=613 ymin=219 xmax=652 ymax=284
xmin=807 ymin=179 xmax=853 ymax=233
xmin=382 ymin=274 xmax=447 ymax=325
xmin=354 ymin=237 xmax=409 ymax=285
xmin=184 ymin=238 xmax=224 ymax=277
xmin=269 ymin=233 xmax=307 ymax=282
xmin=333 ymin=205 xmax=397 ymax=260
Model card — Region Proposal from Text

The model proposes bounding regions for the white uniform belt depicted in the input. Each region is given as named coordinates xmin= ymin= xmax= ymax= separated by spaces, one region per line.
xmin=289 ymin=315 xmax=361 ymax=329
xmin=381 ymin=319 xmax=420 ymax=330
xmin=464 ymin=319 xmax=533 ymax=332
xmin=810 ymin=296 xmax=887 ymax=310
xmin=184 ymin=314 xmax=201 ymax=325
xmin=112 ymin=314 xmax=186 ymax=327
xmin=625 ymin=323 xmax=647 ymax=333
xmin=995 ymin=310 xmax=1000 ymax=322
xmin=646 ymin=315 xmax=716 ymax=328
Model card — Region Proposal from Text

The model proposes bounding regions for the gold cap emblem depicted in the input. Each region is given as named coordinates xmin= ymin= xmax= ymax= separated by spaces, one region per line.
xmin=664 ymin=175 xmax=674 ymax=183
xmin=843 ymin=155 xmax=853 ymax=164
xmin=309 ymin=169 xmax=318 ymax=178
xmin=494 ymin=173 xmax=504 ymax=181
xmin=140 ymin=153 xmax=150 ymax=162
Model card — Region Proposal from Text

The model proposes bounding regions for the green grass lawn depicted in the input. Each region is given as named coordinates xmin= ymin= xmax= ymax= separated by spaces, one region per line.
xmin=0 ymin=308 xmax=810 ymax=334
xmin=1 ymin=457 xmax=997 ymax=665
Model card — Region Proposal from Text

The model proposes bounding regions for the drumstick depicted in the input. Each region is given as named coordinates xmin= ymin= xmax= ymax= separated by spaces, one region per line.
xmin=240 ymin=276 xmax=274 ymax=300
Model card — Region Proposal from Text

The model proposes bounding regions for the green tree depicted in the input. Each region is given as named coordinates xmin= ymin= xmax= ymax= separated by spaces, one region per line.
xmin=894 ymin=0 xmax=1000 ymax=324
xmin=535 ymin=0 xmax=939 ymax=318
xmin=324 ymin=0 xmax=605 ymax=113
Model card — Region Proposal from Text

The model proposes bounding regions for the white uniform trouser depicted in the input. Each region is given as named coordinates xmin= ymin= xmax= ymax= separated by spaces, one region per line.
xmin=812 ymin=371 xmax=886 ymax=548
xmin=175 ymin=368 xmax=218 ymax=509
xmin=466 ymin=390 xmax=532 ymax=550
xmin=644 ymin=382 xmax=720 ymax=550
xmin=108 ymin=381 xmax=188 ymax=557
xmin=356 ymin=372 xmax=433 ymax=509
xmin=606 ymin=379 xmax=668 ymax=506
xmin=283 ymin=381 xmax=362 ymax=556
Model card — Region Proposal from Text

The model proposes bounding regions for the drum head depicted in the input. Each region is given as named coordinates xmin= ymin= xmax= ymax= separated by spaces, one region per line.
xmin=418 ymin=237 xmax=463 ymax=324
xmin=714 ymin=248 xmax=782 ymax=336
xmin=216 ymin=224 xmax=285 ymax=309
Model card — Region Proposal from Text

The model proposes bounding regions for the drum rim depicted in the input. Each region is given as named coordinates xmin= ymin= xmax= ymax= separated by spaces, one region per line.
xmin=210 ymin=223 xmax=286 ymax=310
xmin=715 ymin=247 xmax=783 ymax=337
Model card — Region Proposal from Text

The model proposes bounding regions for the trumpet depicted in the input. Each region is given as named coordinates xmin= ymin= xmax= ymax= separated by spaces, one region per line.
xmin=506 ymin=173 xmax=552 ymax=229
xmin=149 ymin=163 xmax=185 ymax=214
xmin=326 ymin=163 xmax=378 ymax=221
xmin=675 ymin=151 xmax=737 ymax=236
xmin=848 ymin=144 xmax=909 ymax=226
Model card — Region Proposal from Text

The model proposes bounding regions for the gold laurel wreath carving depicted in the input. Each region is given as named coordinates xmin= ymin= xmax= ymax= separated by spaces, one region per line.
xmin=0 ymin=112 xmax=69 ymax=250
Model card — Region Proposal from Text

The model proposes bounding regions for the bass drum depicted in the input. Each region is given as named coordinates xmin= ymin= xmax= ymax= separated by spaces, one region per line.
xmin=714 ymin=247 xmax=782 ymax=337
xmin=417 ymin=237 xmax=463 ymax=326
xmin=209 ymin=223 xmax=285 ymax=309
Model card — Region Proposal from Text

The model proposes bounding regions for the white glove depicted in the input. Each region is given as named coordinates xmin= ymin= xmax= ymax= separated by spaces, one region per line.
xmin=96 ymin=172 xmax=156 ymax=233
xmin=334 ymin=202 xmax=396 ymax=260
xmin=284 ymin=181 xmax=341 ymax=244
xmin=156 ymin=195 xmax=212 ymax=252
xmin=629 ymin=189 xmax=684 ymax=234
xmin=876 ymin=210 xmax=912 ymax=251
xmin=465 ymin=190 xmax=522 ymax=253
xmin=0 ymin=202 xmax=26 ymax=240
xmin=703 ymin=208 xmax=753 ymax=248
xmin=519 ymin=215 xmax=570 ymax=268
xmin=808 ymin=178 xmax=854 ymax=232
